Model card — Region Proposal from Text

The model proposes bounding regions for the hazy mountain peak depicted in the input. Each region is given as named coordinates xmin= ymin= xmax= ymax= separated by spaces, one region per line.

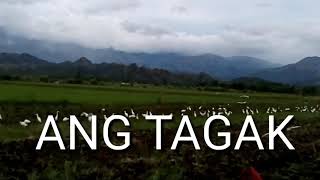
xmin=0 ymin=52 xmax=48 ymax=65
xmin=74 ymin=57 xmax=92 ymax=65
xmin=297 ymin=56 xmax=320 ymax=65
xmin=253 ymin=56 xmax=320 ymax=85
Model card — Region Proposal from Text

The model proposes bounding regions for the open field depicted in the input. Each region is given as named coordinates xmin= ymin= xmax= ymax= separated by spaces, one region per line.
xmin=0 ymin=81 xmax=319 ymax=179
xmin=0 ymin=81 xmax=319 ymax=139
xmin=0 ymin=81 xmax=317 ymax=105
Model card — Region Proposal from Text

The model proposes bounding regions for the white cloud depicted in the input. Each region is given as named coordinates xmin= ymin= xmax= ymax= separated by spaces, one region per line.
xmin=171 ymin=5 xmax=188 ymax=14
xmin=0 ymin=0 xmax=319 ymax=63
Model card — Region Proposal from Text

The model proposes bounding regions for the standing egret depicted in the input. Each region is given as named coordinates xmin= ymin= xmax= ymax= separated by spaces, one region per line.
xmin=55 ymin=111 xmax=59 ymax=121
xmin=129 ymin=109 xmax=136 ymax=118
xmin=130 ymin=109 xmax=135 ymax=116
xmin=35 ymin=113 xmax=42 ymax=123
xmin=124 ymin=111 xmax=129 ymax=117
xmin=88 ymin=113 xmax=94 ymax=122
xmin=266 ymin=107 xmax=271 ymax=114
xmin=103 ymin=115 xmax=108 ymax=121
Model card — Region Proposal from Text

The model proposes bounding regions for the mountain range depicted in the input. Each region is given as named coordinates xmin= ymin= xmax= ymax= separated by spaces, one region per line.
xmin=1 ymin=29 xmax=320 ymax=85
xmin=0 ymin=53 xmax=217 ymax=86
xmin=0 ymin=29 xmax=278 ymax=80
xmin=0 ymin=51 xmax=319 ymax=86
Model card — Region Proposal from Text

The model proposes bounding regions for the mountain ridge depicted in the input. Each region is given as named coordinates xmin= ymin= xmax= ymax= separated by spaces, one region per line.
xmin=0 ymin=29 xmax=278 ymax=80
xmin=253 ymin=56 xmax=320 ymax=85
xmin=0 ymin=52 xmax=218 ymax=86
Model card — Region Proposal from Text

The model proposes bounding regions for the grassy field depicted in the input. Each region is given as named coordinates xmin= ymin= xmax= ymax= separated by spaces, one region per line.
xmin=0 ymin=81 xmax=319 ymax=179
xmin=0 ymin=81 xmax=319 ymax=140
xmin=0 ymin=81 xmax=317 ymax=105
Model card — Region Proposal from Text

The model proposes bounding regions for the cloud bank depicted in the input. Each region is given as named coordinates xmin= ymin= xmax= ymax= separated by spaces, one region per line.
xmin=0 ymin=0 xmax=319 ymax=63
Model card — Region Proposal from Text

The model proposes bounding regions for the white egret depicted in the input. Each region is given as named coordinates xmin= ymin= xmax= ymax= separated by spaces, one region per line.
xmin=63 ymin=117 xmax=70 ymax=121
xmin=225 ymin=111 xmax=232 ymax=116
xmin=129 ymin=108 xmax=136 ymax=118
xmin=237 ymin=101 xmax=247 ymax=104
xmin=124 ymin=111 xmax=129 ymax=117
xmin=35 ymin=113 xmax=42 ymax=123
xmin=81 ymin=112 xmax=89 ymax=117
xmin=55 ymin=111 xmax=59 ymax=121
xmin=24 ymin=119 xmax=31 ymax=124
xmin=199 ymin=111 xmax=206 ymax=116
xmin=129 ymin=114 xmax=136 ymax=118
xmin=142 ymin=111 xmax=148 ymax=118
xmin=88 ymin=113 xmax=94 ymax=122
xmin=20 ymin=121 xmax=28 ymax=127
xmin=130 ymin=108 xmax=135 ymax=116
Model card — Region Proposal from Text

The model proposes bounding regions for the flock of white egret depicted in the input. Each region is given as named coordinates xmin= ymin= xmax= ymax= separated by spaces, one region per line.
xmin=0 ymin=94 xmax=318 ymax=127
xmin=0 ymin=103 xmax=317 ymax=128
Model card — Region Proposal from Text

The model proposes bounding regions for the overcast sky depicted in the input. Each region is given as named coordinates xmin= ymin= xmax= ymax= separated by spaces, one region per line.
xmin=0 ymin=0 xmax=319 ymax=63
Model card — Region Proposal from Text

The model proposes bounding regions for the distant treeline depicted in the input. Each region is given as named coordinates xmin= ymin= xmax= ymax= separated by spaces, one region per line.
xmin=226 ymin=77 xmax=320 ymax=95
xmin=0 ymin=72 xmax=319 ymax=96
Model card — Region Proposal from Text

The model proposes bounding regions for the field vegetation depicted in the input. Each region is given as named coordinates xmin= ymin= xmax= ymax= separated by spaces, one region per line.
xmin=0 ymin=81 xmax=319 ymax=179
